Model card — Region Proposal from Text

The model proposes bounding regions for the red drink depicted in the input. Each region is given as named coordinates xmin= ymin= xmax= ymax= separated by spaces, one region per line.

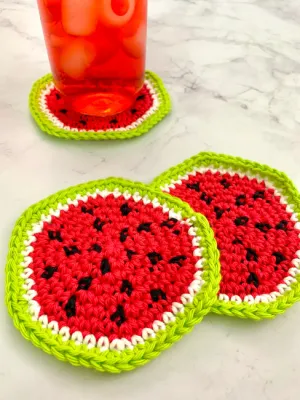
xmin=37 ymin=0 xmax=148 ymax=116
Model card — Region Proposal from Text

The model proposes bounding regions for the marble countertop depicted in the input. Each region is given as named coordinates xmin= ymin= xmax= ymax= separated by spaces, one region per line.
xmin=1 ymin=0 xmax=300 ymax=399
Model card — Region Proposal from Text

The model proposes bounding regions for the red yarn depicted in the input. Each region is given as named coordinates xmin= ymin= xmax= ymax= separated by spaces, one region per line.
xmin=168 ymin=171 xmax=300 ymax=299
xmin=30 ymin=194 xmax=198 ymax=341
xmin=45 ymin=85 xmax=153 ymax=131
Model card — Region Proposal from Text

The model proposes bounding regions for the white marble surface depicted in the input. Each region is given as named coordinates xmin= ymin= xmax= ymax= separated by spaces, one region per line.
xmin=1 ymin=0 xmax=300 ymax=399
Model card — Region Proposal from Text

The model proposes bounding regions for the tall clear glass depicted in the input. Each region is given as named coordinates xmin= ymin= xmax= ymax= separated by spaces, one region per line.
xmin=37 ymin=0 xmax=148 ymax=116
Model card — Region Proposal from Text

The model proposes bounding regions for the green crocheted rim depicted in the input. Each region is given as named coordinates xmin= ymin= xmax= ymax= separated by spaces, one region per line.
xmin=152 ymin=152 xmax=300 ymax=320
xmin=5 ymin=178 xmax=220 ymax=373
xmin=29 ymin=71 xmax=171 ymax=140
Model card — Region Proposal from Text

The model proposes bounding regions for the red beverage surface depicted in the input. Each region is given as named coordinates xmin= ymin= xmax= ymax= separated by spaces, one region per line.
xmin=37 ymin=0 xmax=148 ymax=116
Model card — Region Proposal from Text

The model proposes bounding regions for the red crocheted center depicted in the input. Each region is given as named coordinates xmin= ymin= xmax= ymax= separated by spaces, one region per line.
xmin=44 ymin=84 xmax=153 ymax=131
xmin=168 ymin=170 xmax=300 ymax=299
xmin=29 ymin=194 xmax=198 ymax=341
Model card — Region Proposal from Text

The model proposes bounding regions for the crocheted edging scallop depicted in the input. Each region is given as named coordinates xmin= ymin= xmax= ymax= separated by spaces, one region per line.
xmin=5 ymin=179 xmax=220 ymax=373
xmin=29 ymin=71 xmax=171 ymax=140
xmin=152 ymin=152 xmax=300 ymax=320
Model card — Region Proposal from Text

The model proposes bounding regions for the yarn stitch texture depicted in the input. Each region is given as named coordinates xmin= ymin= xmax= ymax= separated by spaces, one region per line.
xmin=5 ymin=179 xmax=220 ymax=373
xmin=29 ymin=71 xmax=171 ymax=140
xmin=152 ymin=152 xmax=300 ymax=320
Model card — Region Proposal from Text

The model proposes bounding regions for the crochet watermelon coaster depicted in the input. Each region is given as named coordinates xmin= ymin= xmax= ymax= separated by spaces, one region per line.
xmin=5 ymin=179 xmax=220 ymax=373
xmin=29 ymin=71 xmax=171 ymax=140
xmin=152 ymin=152 xmax=300 ymax=320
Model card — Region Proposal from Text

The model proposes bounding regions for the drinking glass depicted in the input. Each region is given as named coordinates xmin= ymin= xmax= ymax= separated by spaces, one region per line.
xmin=37 ymin=0 xmax=148 ymax=116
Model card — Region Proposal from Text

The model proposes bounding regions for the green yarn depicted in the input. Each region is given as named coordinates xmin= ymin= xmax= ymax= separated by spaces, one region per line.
xmin=5 ymin=178 xmax=220 ymax=373
xmin=152 ymin=152 xmax=300 ymax=320
xmin=29 ymin=71 xmax=171 ymax=141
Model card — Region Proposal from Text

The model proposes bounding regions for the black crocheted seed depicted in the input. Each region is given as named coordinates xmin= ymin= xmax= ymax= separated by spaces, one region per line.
xmin=169 ymin=255 xmax=187 ymax=267
xmin=60 ymin=108 xmax=68 ymax=114
xmin=137 ymin=94 xmax=145 ymax=101
xmin=77 ymin=276 xmax=92 ymax=291
xmin=232 ymin=238 xmax=243 ymax=245
xmin=126 ymin=249 xmax=136 ymax=260
xmin=120 ymin=280 xmax=133 ymax=296
xmin=81 ymin=206 xmax=93 ymax=215
xmin=90 ymin=244 xmax=102 ymax=253
xmin=173 ymin=230 xmax=180 ymax=235
xmin=55 ymin=93 xmax=61 ymax=100
xmin=131 ymin=108 xmax=137 ymax=114
xmin=120 ymin=228 xmax=129 ymax=243
xmin=100 ymin=258 xmax=111 ymax=275
xmin=246 ymin=248 xmax=258 ymax=262
xmin=276 ymin=220 xmax=288 ymax=231
xmin=79 ymin=120 xmax=87 ymax=125
xmin=220 ymin=179 xmax=231 ymax=189
xmin=41 ymin=266 xmax=58 ymax=279
xmin=236 ymin=194 xmax=246 ymax=206
xmin=200 ymin=192 xmax=213 ymax=205
xmin=65 ymin=295 xmax=76 ymax=318
xmin=137 ymin=222 xmax=152 ymax=232
xmin=149 ymin=267 xmax=154 ymax=272
xmin=150 ymin=289 xmax=167 ymax=302
xmin=247 ymin=272 xmax=259 ymax=288
xmin=273 ymin=252 xmax=286 ymax=265
xmin=255 ymin=222 xmax=271 ymax=232
xmin=63 ymin=246 xmax=80 ymax=257
xmin=186 ymin=182 xmax=200 ymax=192
xmin=234 ymin=216 xmax=249 ymax=226
xmin=120 ymin=203 xmax=132 ymax=216
xmin=110 ymin=118 xmax=118 ymax=124
xmin=110 ymin=305 xmax=126 ymax=326
xmin=253 ymin=190 xmax=265 ymax=200
xmin=48 ymin=230 xmax=63 ymax=242
xmin=93 ymin=217 xmax=105 ymax=232
xmin=161 ymin=218 xmax=178 ymax=228
xmin=214 ymin=206 xmax=225 ymax=220
xmin=147 ymin=252 xmax=163 ymax=265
